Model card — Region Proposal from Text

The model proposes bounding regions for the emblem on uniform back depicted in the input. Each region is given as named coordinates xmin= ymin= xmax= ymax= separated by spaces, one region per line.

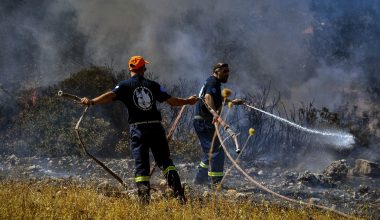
xmin=133 ymin=86 xmax=153 ymax=110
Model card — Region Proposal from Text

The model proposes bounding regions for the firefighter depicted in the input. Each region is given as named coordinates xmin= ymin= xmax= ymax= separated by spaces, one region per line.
xmin=193 ymin=62 xmax=242 ymax=187
xmin=81 ymin=56 xmax=198 ymax=203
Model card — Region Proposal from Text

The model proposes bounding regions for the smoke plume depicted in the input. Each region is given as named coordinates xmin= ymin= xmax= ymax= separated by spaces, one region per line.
xmin=1 ymin=0 xmax=380 ymax=109
xmin=1 ymin=0 xmax=379 ymax=165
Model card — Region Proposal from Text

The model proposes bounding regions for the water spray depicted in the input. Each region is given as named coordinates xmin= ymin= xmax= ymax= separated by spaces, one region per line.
xmin=214 ymin=124 xmax=356 ymax=219
xmin=243 ymin=103 xmax=355 ymax=148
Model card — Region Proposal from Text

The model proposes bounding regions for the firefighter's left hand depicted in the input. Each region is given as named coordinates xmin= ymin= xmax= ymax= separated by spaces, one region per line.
xmin=212 ymin=115 xmax=219 ymax=124
xmin=80 ymin=97 xmax=94 ymax=106
xmin=186 ymin=95 xmax=198 ymax=105
xmin=231 ymin=99 xmax=244 ymax=105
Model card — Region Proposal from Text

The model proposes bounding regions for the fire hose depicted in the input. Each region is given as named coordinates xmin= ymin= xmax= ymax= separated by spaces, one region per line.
xmin=201 ymin=94 xmax=355 ymax=218
xmin=58 ymin=90 xmax=128 ymax=188
xmin=214 ymin=125 xmax=355 ymax=219
xmin=200 ymin=98 xmax=241 ymax=153
xmin=149 ymin=105 xmax=187 ymax=176
xmin=58 ymin=90 xmax=187 ymax=181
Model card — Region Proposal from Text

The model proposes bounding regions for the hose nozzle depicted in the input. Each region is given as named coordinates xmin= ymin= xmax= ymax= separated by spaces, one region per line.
xmin=57 ymin=90 xmax=81 ymax=102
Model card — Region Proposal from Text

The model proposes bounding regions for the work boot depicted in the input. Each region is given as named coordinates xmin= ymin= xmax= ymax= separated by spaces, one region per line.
xmin=193 ymin=176 xmax=208 ymax=186
xmin=137 ymin=182 xmax=150 ymax=205
xmin=193 ymin=168 xmax=208 ymax=186
xmin=209 ymin=177 xmax=224 ymax=191
xmin=175 ymin=184 xmax=187 ymax=204
xmin=166 ymin=170 xmax=187 ymax=204
xmin=209 ymin=182 xmax=223 ymax=191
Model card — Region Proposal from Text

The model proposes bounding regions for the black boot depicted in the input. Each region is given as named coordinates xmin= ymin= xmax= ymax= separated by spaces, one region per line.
xmin=209 ymin=176 xmax=223 ymax=191
xmin=137 ymin=182 xmax=150 ymax=205
xmin=193 ymin=167 xmax=208 ymax=185
xmin=166 ymin=170 xmax=187 ymax=204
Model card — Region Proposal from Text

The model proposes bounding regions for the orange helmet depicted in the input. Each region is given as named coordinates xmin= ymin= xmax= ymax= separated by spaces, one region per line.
xmin=128 ymin=56 xmax=149 ymax=71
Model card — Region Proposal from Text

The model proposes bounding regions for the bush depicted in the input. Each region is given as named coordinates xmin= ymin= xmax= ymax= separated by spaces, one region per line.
xmin=1 ymin=67 xmax=129 ymax=157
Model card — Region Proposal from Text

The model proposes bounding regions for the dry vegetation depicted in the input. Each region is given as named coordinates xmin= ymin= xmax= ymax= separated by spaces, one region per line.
xmin=0 ymin=67 xmax=377 ymax=219
xmin=0 ymin=180 xmax=352 ymax=220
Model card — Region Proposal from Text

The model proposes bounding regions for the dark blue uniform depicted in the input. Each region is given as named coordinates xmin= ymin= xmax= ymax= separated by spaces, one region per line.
xmin=113 ymin=74 xmax=183 ymax=200
xmin=193 ymin=76 xmax=225 ymax=185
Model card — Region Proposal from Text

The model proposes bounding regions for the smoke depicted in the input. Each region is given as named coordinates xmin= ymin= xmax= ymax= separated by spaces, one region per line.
xmin=1 ymin=0 xmax=379 ymax=164
xmin=1 ymin=0 xmax=379 ymax=107
xmin=0 ymin=0 xmax=87 ymax=91
xmin=291 ymin=63 xmax=362 ymax=109
xmin=65 ymin=0 xmax=315 ymax=95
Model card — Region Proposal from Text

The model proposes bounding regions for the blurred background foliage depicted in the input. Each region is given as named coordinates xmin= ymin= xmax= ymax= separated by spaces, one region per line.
xmin=0 ymin=66 xmax=378 ymax=165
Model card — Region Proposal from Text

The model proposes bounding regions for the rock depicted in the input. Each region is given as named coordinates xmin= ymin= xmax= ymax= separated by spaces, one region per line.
xmin=158 ymin=179 xmax=166 ymax=187
xmin=258 ymin=170 xmax=264 ymax=175
xmin=8 ymin=154 xmax=17 ymax=160
xmin=308 ymin=197 xmax=321 ymax=204
xmin=246 ymin=167 xmax=256 ymax=174
xmin=226 ymin=189 xmax=237 ymax=196
xmin=298 ymin=171 xmax=322 ymax=186
xmin=358 ymin=185 xmax=369 ymax=194
xmin=284 ymin=171 xmax=298 ymax=181
xmin=26 ymin=165 xmax=40 ymax=171
xmin=353 ymin=159 xmax=380 ymax=177
xmin=297 ymin=171 xmax=334 ymax=187
xmin=97 ymin=180 xmax=111 ymax=192
xmin=7 ymin=154 xmax=19 ymax=165
xmin=202 ymin=191 xmax=210 ymax=198
xmin=322 ymin=159 xmax=348 ymax=181
xmin=318 ymin=175 xmax=336 ymax=187
xmin=347 ymin=168 xmax=354 ymax=176
xmin=235 ymin=193 xmax=247 ymax=200
xmin=376 ymin=198 xmax=380 ymax=203
xmin=163 ymin=188 xmax=173 ymax=198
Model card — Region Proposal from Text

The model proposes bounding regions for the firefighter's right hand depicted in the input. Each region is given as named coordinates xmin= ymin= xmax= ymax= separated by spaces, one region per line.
xmin=212 ymin=115 xmax=220 ymax=124
xmin=186 ymin=95 xmax=198 ymax=105
xmin=81 ymin=97 xmax=94 ymax=106
xmin=231 ymin=99 xmax=244 ymax=105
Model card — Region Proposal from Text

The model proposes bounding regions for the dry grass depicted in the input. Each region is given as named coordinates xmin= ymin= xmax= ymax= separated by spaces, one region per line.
xmin=0 ymin=180 xmax=352 ymax=220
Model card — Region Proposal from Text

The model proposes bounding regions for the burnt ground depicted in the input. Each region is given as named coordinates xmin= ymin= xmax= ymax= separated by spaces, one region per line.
xmin=0 ymin=154 xmax=379 ymax=219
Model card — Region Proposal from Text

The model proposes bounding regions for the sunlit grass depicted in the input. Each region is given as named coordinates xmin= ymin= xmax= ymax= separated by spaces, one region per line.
xmin=0 ymin=180 xmax=353 ymax=219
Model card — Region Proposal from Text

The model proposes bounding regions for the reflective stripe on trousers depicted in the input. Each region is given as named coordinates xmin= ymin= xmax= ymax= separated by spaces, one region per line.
xmin=135 ymin=176 xmax=150 ymax=182
xmin=162 ymin=166 xmax=177 ymax=175
xmin=208 ymin=171 xmax=224 ymax=177
xmin=193 ymin=119 xmax=225 ymax=174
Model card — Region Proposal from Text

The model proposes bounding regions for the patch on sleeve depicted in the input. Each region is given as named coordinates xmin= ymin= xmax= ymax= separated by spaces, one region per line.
xmin=198 ymin=85 xmax=205 ymax=97
xmin=160 ymin=86 xmax=167 ymax=93
xmin=212 ymin=88 xmax=216 ymax=93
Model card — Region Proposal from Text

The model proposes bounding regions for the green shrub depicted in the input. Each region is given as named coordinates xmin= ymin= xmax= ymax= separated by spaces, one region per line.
xmin=1 ymin=67 xmax=129 ymax=157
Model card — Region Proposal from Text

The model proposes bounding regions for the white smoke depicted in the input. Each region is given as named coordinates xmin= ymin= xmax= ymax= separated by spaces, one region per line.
xmin=2 ymin=0 xmax=377 ymax=110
